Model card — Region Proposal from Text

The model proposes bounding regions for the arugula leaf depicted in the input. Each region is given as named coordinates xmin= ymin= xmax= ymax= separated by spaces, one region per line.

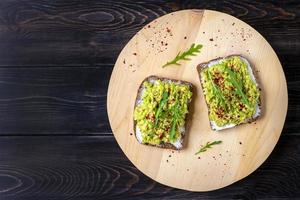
xmin=155 ymin=91 xmax=169 ymax=126
xmin=195 ymin=141 xmax=222 ymax=155
xmin=169 ymin=102 xmax=180 ymax=142
xmin=224 ymin=68 xmax=251 ymax=107
xmin=162 ymin=43 xmax=203 ymax=68
xmin=207 ymin=70 xmax=227 ymax=110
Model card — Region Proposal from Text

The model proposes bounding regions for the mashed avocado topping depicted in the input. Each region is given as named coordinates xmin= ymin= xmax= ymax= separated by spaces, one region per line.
xmin=201 ymin=56 xmax=260 ymax=127
xmin=134 ymin=80 xmax=192 ymax=145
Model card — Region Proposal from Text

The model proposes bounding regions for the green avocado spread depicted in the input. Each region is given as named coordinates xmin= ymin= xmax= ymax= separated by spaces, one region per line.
xmin=201 ymin=56 xmax=260 ymax=127
xmin=134 ymin=80 xmax=192 ymax=145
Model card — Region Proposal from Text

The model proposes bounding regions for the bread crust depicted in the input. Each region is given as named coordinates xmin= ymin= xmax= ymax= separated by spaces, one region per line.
xmin=197 ymin=55 xmax=262 ymax=131
xmin=133 ymin=75 xmax=193 ymax=150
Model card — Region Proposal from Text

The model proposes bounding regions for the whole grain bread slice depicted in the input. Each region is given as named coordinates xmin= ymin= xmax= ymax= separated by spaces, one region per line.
xmin=134 ymin=75 xmax=193 ymax=150
xmin=197 ymin=55 xmax=262 ymax=131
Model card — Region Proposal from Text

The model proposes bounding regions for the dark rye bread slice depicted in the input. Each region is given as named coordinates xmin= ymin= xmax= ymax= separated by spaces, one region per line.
xmin=197 ymin=55 xmax=261 ymax=131
xmin=133 ymin=75 xmax=193 ymax=150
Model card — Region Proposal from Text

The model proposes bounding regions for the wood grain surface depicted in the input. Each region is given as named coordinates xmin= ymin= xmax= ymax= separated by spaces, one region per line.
xmin=0 ymin=0 xmax=299 ymax=198
xmin=0 ymin=136 xmax=299 ymax=200
xmin=108 ymin=9 xmax=288 ymax=191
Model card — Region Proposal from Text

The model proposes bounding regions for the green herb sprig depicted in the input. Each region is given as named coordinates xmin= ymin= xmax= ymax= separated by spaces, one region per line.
xmin=207 ymin=70 xmax=227 ymax=110
xmin=224 ymin=68 xmax=250 ymax=107
xmin=195 ymin=141 xmax=222 ymax=155
xmin=162 ymin=43 xmax=203 ymax=68
xmin=169 ymin=100 xmax=181 ymax=142
xmin=155 ymin=91 xmax=169 ymax=125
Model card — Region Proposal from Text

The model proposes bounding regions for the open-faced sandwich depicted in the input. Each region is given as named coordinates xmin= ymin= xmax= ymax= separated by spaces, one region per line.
xmin=197 ymin=55 xmax=261 ymax=131
xmin=133 ymin=76 xmax=193 ymax=150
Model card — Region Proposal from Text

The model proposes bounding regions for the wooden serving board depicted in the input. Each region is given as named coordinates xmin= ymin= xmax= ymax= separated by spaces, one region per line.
xmin=107 ymin=10 xmax=288 ymax=191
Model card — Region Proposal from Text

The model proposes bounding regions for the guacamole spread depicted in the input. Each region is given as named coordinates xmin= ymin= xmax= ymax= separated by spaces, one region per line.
xmin=134 ymin=80 xmax=192 ymax=145
xmin=201 ymin=56 xmax=260 ymax=127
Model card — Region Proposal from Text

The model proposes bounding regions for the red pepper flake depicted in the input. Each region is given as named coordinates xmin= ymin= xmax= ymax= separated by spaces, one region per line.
xmin=209 ymin=38 xmax=213 ymax=41
xmin=239 ymin=103 xmax=245 ymax=111
xmin=166 ymin=28 xmax=171 ymax=33
xmin=148 ymin=25 xmax=151 ymax=28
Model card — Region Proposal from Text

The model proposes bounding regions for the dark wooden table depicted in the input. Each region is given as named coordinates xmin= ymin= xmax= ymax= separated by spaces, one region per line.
xmin=0 ymin=1 xmax=299 ymax=199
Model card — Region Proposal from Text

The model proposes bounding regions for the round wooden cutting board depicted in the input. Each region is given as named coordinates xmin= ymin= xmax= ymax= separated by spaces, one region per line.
xmin=107 ymin=10 xmax=288 ymax=191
